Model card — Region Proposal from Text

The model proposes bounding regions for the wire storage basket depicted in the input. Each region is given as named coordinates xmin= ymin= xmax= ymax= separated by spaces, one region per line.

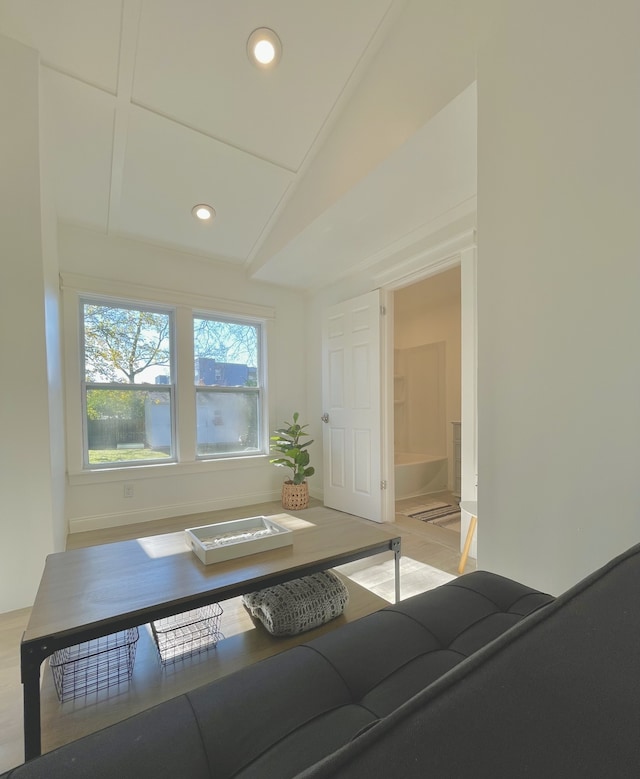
xmin=49 ymin=627 xmax=139 ymax=702
xmin=150 ymin=603 xmax=223 ymax=666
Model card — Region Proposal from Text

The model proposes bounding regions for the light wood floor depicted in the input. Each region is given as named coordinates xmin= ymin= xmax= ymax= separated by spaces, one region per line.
xmin=0 ymin=493 xmax=472 ymax=773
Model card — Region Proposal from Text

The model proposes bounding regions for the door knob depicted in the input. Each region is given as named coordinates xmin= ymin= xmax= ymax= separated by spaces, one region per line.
xmin=321 ymin=413 xmax=329 ymax=423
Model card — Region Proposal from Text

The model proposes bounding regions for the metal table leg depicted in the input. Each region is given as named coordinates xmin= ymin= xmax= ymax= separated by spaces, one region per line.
xmin=21 ymin=639 xmax=43 ymax=760
xmin=392 ymin=538 xmax=402 ymax=603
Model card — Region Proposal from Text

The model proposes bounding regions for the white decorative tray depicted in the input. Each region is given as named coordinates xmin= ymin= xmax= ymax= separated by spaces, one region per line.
xmin=185 ymin=516 xmax=293 ymax=565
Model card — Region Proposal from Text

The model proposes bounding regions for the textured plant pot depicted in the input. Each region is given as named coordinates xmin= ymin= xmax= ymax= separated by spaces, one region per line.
xmin=281 ymin=481 xmax=309 ymax=510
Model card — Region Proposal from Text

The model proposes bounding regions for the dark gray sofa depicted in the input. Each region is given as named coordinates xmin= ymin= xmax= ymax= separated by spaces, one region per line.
xmin=4 ymin=542 xmax=639 ymax=778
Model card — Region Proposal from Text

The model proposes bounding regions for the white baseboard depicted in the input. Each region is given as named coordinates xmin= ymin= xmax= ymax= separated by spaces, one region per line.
xmin=309 ymin=486 xmax=323 ymax=502
xmin=68 ymin=489 xmax=282 ymax=534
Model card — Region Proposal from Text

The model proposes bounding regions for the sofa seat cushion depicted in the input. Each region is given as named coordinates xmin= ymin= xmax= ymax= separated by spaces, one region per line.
xmin=298 ymin=571 xmax=552 ymax=710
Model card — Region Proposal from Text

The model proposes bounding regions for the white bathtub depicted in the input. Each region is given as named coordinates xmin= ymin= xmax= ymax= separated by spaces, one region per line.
xmin=394 ymin=452 xmax=448 ymax=499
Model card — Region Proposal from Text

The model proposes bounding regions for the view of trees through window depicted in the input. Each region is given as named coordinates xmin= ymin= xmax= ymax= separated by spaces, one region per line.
xmin=84 ymin=304 xmax=171 ymax=384
xmin=83 ymin=301 xmax=173 ymax=465
xmin=82 ymin=300 xmax=263 ymax=467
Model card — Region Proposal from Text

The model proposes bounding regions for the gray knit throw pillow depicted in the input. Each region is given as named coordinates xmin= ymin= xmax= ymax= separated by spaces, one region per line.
xmin=242 ymin=571 xmax=349 ymax=636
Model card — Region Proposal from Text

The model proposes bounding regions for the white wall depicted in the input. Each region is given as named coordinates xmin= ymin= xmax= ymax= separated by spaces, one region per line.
xmin=0 ymin=35 xmax=60 ymax=612
xmin=41 ymin=122 xmax=67 ymax=554
xmin=59 ymin=225 xmax=310 ymax=532
xmin=459 ymin=246 xmax=478 ymax=557
xmin=477 ymin=0 xmax=640 ymax=594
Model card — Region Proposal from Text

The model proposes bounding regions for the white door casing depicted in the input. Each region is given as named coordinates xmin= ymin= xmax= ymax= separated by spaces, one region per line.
xmin=322 ymin=289 xmax=384 ymax=522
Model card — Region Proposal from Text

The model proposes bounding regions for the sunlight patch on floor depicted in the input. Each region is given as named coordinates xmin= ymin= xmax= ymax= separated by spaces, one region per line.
xmin=336 ymin=556 xmax=456 ymax=603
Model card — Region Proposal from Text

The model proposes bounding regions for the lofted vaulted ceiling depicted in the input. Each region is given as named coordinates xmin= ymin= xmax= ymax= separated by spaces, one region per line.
xmin=0 ymin=1 xmax=499 ymax=290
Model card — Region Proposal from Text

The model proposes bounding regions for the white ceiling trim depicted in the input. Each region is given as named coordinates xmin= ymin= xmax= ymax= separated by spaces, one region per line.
xmin=373 ymin=223 xmax=476 ymax=290
xmin=366 ymin=196 xmax=477 ymax=275
xmin=108 ymin=0 xmax=142 ymax=234
xmin=60 ymin=272 xmax=276 ymax=321
xmin=127 ymin=100 xmax=298 ymax=175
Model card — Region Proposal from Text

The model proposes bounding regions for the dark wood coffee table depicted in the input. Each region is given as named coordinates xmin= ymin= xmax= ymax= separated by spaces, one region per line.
xmin=21 ymin=511 xmax=401 ymax=759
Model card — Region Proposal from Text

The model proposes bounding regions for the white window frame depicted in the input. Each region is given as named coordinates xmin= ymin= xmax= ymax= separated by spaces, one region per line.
xmin=62 ymin=274 xmax=275 ymax=481
xmin=80 ymin=295 xmax=177 ymax=469
xmin=193 ymin=312 xmax=265 ymax=461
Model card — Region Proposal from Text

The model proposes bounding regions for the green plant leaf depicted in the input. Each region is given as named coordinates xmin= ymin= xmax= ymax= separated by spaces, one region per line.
xmin=270 ymin=413 xmax=314 ymax=484
xmin=269 ymin=458 xmax=294 ymax=468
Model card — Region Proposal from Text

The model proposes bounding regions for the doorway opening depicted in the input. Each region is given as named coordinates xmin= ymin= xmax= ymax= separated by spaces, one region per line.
xmin=391 ymin=265 xmax=466 ymax=576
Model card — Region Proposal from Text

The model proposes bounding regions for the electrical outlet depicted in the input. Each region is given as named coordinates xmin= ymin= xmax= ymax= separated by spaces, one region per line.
xmin=123 ymin=483 xmax=134 ymax=498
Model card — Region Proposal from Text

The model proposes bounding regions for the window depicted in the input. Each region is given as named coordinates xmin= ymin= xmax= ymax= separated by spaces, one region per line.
xmin=77 ymin=289 xmax=268 ymax=470
xmin=82 ymin=299 xmax=174 ymax=467
xmin=194 ymin=316 xmax=261 ymax=457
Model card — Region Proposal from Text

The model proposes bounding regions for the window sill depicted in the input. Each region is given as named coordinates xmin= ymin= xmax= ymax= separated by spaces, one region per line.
xmin=67 ymin=454 xmax=270 ymax=486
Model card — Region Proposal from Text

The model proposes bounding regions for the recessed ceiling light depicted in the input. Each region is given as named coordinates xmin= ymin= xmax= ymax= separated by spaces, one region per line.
xmin=247 ymin=28 xmax=282 ymax=69
xmin=191 ymin=204 xmax=215 ymax=221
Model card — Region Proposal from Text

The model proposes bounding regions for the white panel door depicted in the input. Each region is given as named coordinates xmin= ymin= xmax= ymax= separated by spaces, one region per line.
xmin=322 ymin=289 xmax=383 ymax=522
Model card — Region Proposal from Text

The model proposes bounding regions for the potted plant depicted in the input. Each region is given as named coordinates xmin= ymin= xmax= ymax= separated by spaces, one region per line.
xmin=270 ymin=412 xmax=315 ymax=509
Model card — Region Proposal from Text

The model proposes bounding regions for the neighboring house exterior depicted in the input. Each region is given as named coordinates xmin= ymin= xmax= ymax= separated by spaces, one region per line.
xmin=194 ymin=358 xmax=257 ymax=388
xmin=146 ymin=360 xmax=257 ymax=449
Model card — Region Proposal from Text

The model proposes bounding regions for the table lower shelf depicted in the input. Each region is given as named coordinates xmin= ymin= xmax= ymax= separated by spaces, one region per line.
xmin=38 ymin=574 xmax=387 ymax=755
